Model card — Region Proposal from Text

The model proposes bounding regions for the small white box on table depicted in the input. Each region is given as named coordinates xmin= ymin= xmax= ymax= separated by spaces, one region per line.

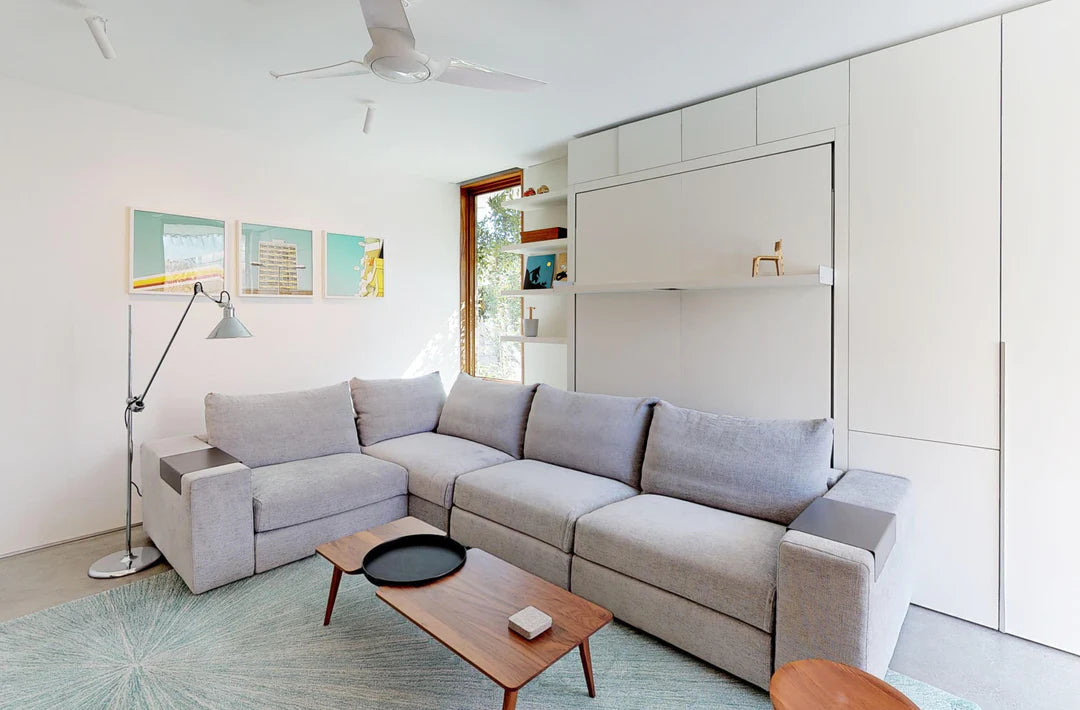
xmin=508 ymin=606 xmax=552 ymax=640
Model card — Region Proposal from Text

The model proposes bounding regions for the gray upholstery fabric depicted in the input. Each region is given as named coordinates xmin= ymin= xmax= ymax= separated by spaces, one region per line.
xmin=436 ymin=373 xmax=538 ymax=458
xmin=251 ymin=454 xmax=406 ymax=532
xmin=205 ymin=382 xmax=361 ymax=468
xmin=141 ymin=436 xmax=255 ymax=594
xmin=350 ymin=372 xmax=445 ymax=446
xmin=641 ymin=402 xmax=834 ymax=525
xmin=571 ymin=557 xmax=774 ymax=690
xmin=362 ymin=432 xmax=512 ymax=508
xmin=453 ymin=459 xmax=638 ymax=552
xmin=254 ymin=495 xmax=406 ymax=573
xmin=450 ymin=508 xmax=572 ymax=589
xmin=574 ymin=494 xmax=785 ymax=632
xmin=408 ymin=494 xmax=450 ymax=532
xmin=775 ymin=469 xmax=914 ymax=677
xmin=523 ymin=385 xmax=656 ymax=486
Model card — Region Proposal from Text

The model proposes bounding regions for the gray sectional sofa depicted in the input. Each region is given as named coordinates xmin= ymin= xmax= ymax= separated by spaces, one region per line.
xmin=141 ymin=371 xmax=913 ymax=690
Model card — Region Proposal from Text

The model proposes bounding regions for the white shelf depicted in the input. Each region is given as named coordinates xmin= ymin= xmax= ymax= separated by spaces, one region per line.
xmin=499 ymin=336 xmax=568 ymax=345
xmin=500 ymin=238 xmax=569 ymax=256
xmin=503 ymin=189 xmax=568 ymax=212
xmin=566 ymin=266 xmax=834 ymax=294
xmin=500 ymin=268 xmax=833 ymax=297
xmin=500 ymin=286 xmax=573 ymax=297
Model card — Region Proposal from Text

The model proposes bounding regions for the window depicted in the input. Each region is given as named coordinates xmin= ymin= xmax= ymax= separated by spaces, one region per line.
xmin=460 ymin=171 xmax=523 ymax=382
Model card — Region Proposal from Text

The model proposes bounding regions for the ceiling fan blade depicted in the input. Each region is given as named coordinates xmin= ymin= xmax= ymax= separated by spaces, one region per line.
xmin=358 ymin=0 xmax=414 ymax=45
xmin=434 ymin=58 xmax=546 ymax=92
xmin=269 ymin=60 xmax=370 ymax=80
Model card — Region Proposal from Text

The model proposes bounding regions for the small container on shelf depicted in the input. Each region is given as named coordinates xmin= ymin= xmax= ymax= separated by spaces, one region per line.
xmin=523 ymin=307 xmax=539 ymax=337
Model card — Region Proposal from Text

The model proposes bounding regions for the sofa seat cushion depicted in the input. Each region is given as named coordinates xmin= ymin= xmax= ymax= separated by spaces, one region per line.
xmin=251 ymin=453 xmax=406 ymax=532
xmin=574 ymin=494 xmax=786 ymax=632
xmin=362 ymin=432 xmax=513 ymax=509
xmin=454 ymin=460 xmax=638 ymax=552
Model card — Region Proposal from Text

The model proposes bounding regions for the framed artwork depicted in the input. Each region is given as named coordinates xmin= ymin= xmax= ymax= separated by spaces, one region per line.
xmin=554 ymin=252 xmax=569 ymax=283
xmin=523 ymin=253 xmax=555 ymax=290
xmin=238 ymin=222 xmax=313 ymax=297
xmin=129 ymin=208 xmax=226 ymax=295
xmin=324 ymin=232 xmax=385 ymax=298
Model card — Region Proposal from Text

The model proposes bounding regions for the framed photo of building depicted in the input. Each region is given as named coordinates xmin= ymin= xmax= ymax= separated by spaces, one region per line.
xmin=324 ymin=232 xmax=385 ymax=298
xmin=129 ymin=208 xmax=226 ymax=295
xmin=238 ymin=222 xmax=314 ymax=297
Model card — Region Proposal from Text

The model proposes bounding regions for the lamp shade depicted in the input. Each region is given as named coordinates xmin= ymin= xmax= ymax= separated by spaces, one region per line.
xmin=206 ymin=304 xmax=253 ymax=339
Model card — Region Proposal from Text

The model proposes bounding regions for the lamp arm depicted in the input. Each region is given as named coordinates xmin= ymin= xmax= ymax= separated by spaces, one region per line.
xmin=131 ymin=282 xmax=231 ymax=410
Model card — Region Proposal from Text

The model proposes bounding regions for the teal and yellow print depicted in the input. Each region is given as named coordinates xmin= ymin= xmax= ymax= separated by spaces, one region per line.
xmin=326 ymin=232 xmax=385 ymax=298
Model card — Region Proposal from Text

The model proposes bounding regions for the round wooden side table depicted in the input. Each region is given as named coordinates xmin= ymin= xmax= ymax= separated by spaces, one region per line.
xmin=770 ymin=659 xmax=918 ymax=710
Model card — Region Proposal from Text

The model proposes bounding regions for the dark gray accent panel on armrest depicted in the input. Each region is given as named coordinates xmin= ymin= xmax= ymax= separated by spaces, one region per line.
xmin=787 ymin=497 xmax=897 ymax=579
xmin=161 ymin=448 xmax=240 ymax=494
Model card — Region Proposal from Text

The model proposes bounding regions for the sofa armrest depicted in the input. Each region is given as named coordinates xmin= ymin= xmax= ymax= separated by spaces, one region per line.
xmin=141 ymin=435 xmax=255 ymax=594
xmin=774 ymin=470 xmax=914 ymax=677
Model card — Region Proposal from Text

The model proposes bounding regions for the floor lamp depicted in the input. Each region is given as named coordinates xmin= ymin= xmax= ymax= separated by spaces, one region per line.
xmin=89 ymin=282 xmax=252 ymax=579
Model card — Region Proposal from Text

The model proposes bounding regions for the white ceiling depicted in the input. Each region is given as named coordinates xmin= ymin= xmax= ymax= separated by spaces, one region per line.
xmin=1 ymin=0 xmax=1034 ymax=183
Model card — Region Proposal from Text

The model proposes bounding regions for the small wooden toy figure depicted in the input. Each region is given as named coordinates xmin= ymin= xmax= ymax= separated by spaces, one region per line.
xmin=752 ymin=239 xmax=784 ymax=277
xmin=536 ymin=185 xmax=550 ymax=194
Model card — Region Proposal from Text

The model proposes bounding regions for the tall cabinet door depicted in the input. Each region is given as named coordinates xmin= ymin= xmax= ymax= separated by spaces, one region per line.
xmin=849 ymin=17 xmax=1001 ymax=450
xmin=848 ymin=19 xmax=1002 ymax=625
xmin=1002 ymin=0 xmax=1080 ymax=655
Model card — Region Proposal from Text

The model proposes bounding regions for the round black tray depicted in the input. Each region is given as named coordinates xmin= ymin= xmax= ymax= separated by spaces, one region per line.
xmin=361 ymin=534 xmax=467 ymax=586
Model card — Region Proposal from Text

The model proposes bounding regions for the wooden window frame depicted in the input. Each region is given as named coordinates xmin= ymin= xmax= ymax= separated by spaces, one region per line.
xmin=459 ymin=169 xmax=524 ymax=378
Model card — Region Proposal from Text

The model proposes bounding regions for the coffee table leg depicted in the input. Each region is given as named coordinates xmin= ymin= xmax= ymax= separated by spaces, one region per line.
xmin=323 ymin=567 xmax=343 ymax=626
xmin=501 ymin=689 xmax=517 ymax=710
xmin=580 ymin=639 xmax=596 ymax=698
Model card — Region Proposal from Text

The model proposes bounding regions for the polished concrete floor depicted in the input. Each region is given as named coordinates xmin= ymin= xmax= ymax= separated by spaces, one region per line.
xmin=1 ymin=528 xmax=1078 ymax=710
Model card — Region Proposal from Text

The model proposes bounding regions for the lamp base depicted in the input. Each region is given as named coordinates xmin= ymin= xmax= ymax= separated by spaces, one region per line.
xmin=88 ymin=545 xmax=164 ymax=579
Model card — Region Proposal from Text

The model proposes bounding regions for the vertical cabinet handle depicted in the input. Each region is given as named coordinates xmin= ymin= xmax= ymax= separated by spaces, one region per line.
xmin=998 ymin=340 xmax=1006 ymax=631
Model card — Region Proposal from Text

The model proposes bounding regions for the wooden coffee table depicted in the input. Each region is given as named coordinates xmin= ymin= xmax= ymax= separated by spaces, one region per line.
xmin=316 ymin=517 xmax=613 ymax=709
xmin=770 ymin=659 xmax=918 ymax=709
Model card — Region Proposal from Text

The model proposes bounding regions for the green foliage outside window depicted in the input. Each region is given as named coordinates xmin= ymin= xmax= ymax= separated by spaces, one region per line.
xmin=474 ymin=187 xmax=523 ymax=381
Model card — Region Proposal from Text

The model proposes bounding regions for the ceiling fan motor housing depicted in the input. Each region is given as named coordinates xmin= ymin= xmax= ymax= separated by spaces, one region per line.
xmin=365 ymin=27 xmax=432 ymax=83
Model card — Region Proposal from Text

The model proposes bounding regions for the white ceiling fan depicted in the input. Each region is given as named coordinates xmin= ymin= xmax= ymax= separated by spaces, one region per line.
xmin=269 ymin=0 xmax=546 ymax=91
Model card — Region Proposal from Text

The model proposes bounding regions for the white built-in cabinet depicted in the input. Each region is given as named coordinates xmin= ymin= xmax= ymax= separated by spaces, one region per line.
xmin=565 ymin=0 xmax=1080 ymax=654
xmin=1001 ymin=0 xmax=1080 ymax=655
xmin=848 ymin=17 xmax=1002 ymax=627
xmin=574 ymin=145 xmax=833 ymax=421
xmin=617 ymin=113 xmax=681 ymax=174
xmin=757 ymin=62 xmax=849 ymax=144
xmin=566 ymin=129 xmax=617 ymax=185
xmin=681 ymin=89 xmax=756 ymax=161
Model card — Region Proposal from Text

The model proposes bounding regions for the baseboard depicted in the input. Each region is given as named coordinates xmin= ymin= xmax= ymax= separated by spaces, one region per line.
xmin=0 ymin=523 xmax=144 ymax=560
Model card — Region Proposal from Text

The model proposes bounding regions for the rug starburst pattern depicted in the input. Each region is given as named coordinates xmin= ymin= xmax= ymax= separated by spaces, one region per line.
xmin=0 ymin=557 xmax=979 ymax=709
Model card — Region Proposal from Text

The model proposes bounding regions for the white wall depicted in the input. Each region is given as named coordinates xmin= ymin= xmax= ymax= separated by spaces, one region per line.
xmin=0 ymin=76 xmax=459 ymax=557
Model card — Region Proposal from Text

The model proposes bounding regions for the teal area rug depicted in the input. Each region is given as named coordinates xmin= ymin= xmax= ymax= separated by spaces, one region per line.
xmin=0 ymin=557 xmax=978 ymax=709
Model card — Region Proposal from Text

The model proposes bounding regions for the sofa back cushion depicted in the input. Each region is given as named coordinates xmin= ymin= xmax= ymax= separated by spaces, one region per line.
xmin=436 ymin=373 xmax=538 ymax=458
xmin=205 ymin=382 xmax=361 ymax=468
xmin=350 ymin=372 xmax=445 ymax=446
xmin=640 ymin=401 xmax=833 ymax=525
xmin=523 ymin=385 xmax=656 ymax=486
